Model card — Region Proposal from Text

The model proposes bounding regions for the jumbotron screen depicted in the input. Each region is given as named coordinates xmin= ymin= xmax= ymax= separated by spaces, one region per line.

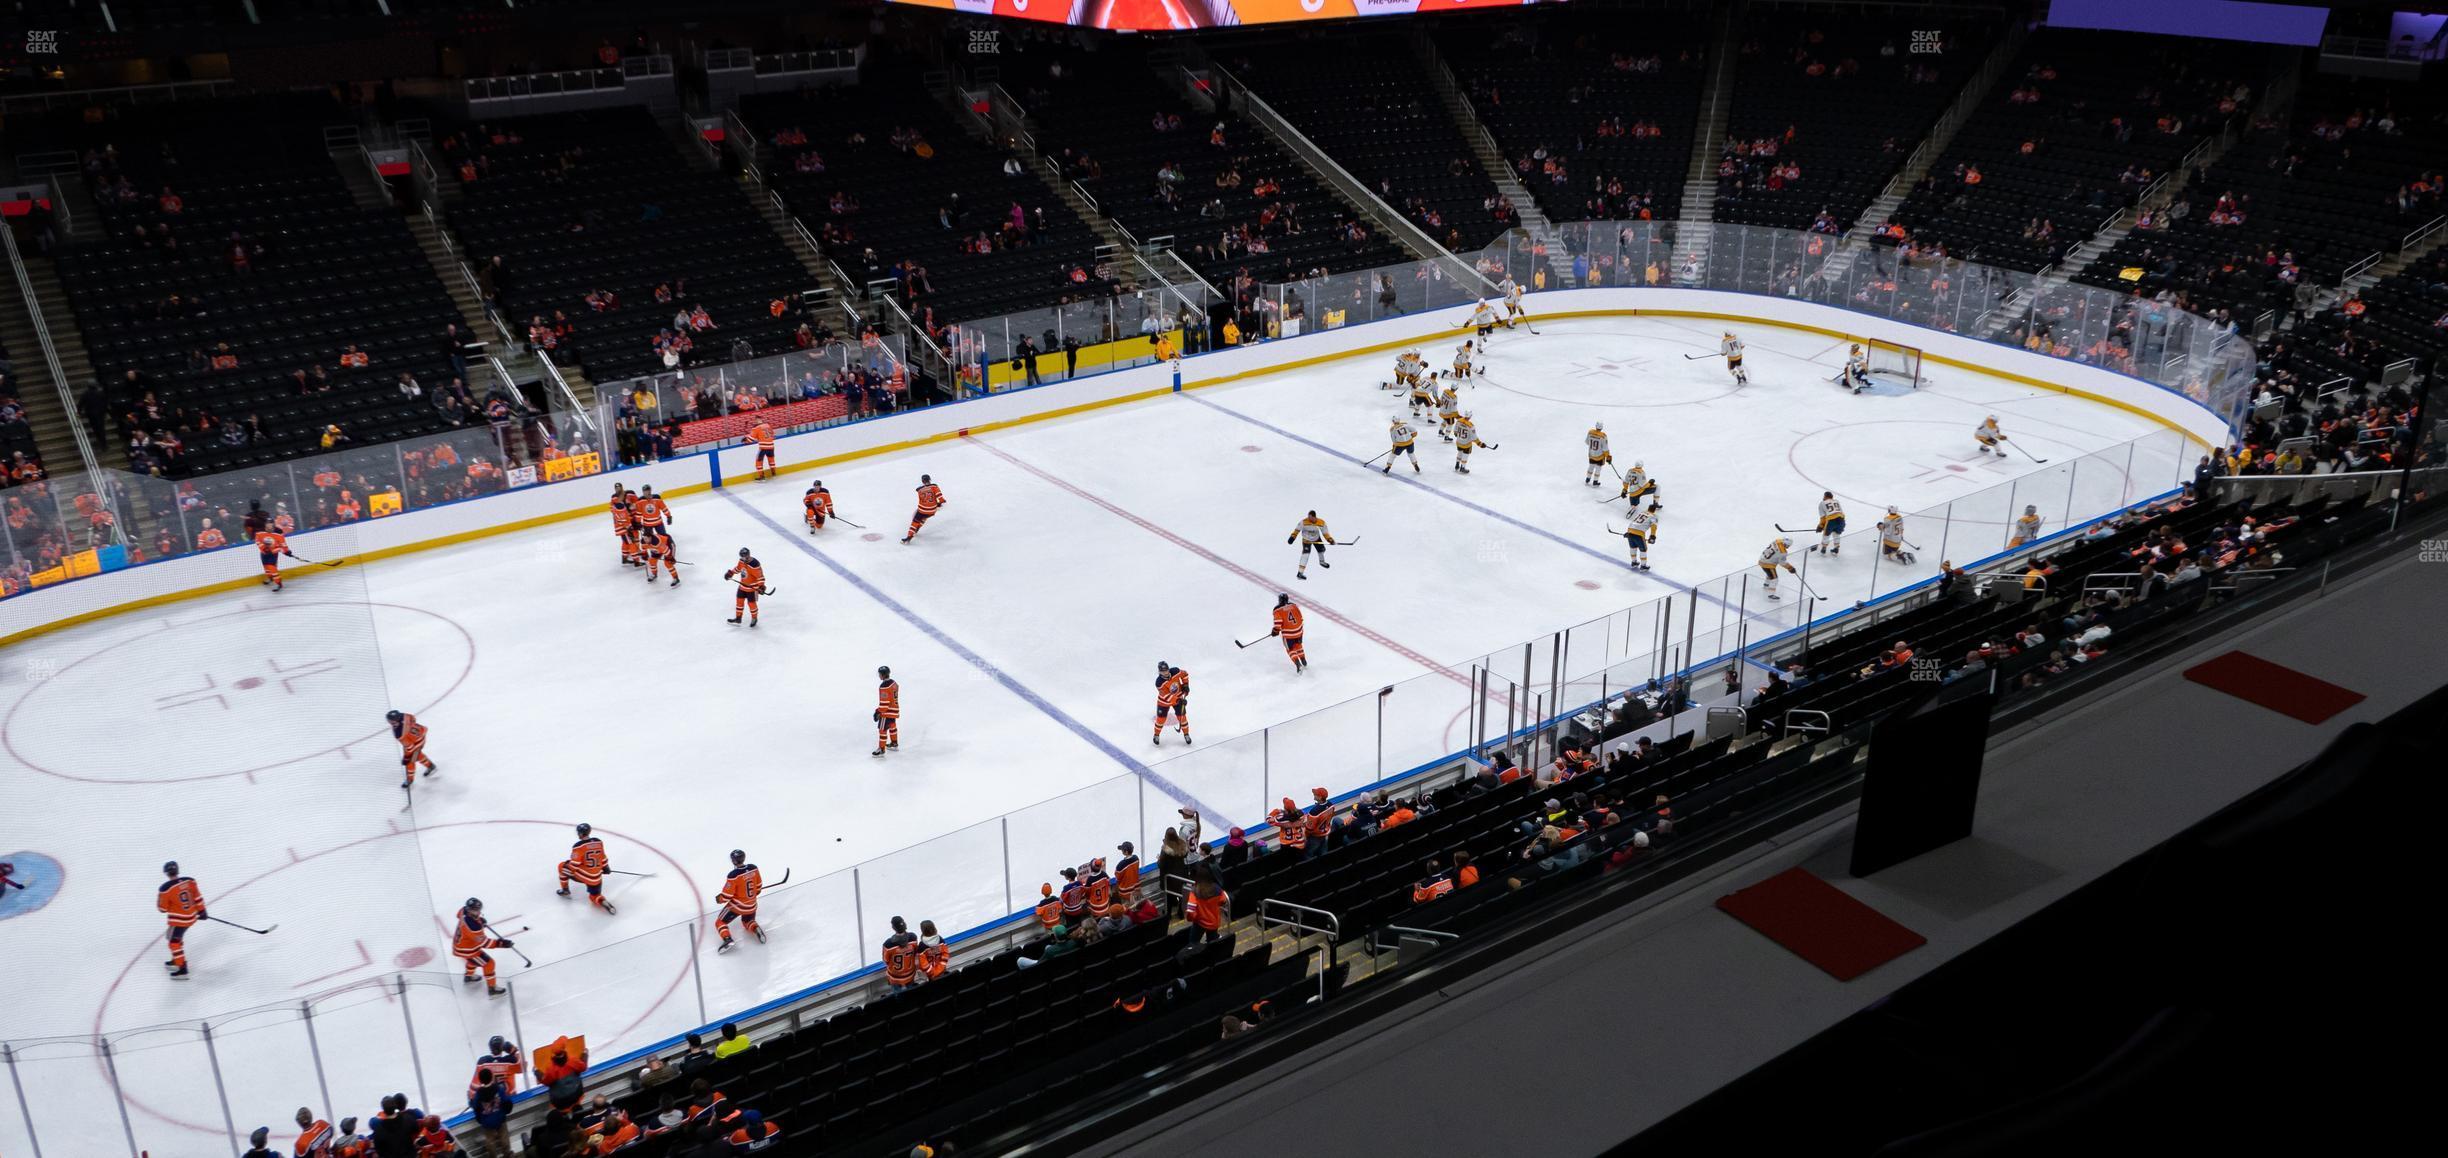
xmin=895 ymin=0 xmax=1563 ymax=33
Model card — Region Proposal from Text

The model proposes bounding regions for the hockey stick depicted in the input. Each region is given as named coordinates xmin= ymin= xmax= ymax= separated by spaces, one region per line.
xmin=1337 ymin=535 xmax=1361 ymax=546
xmin=502 ymin=941 xmax=534 ymax=969
xmin=604 ymin=868 xmax=656 ymax=878
xmin=1232 ymin=635 xmax=1267 ymax=649
xmin=832 ymin=516 xmax=866 ymax=529
xmin=1360 ymin=450 xmax=1391 ymax=468
xmin=207 ymin=915 xmax=279 ymax=935
xmin=1595 ymin=491 xmax=1627 ymax=505
xmin=2009 ymin=440 xmax=2049 ymax=464
xmin=770 ymin=868 xmax=791 ymax=887
xmin=1682 ymin=353 xmax=1713 ymax=360
xmin=285 ymin=554 xmax=345 ymax=570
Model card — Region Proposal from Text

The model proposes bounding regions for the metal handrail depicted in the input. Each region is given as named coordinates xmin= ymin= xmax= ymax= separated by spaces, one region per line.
xmin=1214 ymin=63 xmax=1496 ymax=297
xmin=536 ymin=353 xmax=593 ymax=437
xmin=1258 ymin=897 xmax=1343 ymax=966
xmin=1779 ymin=708 xmax=1831 ymax=738
xmin=0 ymin=207 xmax=118 ymax=532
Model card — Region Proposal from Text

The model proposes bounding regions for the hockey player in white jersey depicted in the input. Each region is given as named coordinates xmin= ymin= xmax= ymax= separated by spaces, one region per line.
xmin=1617 ymin=460 xmax=1656 ymax=507
xmin=1467 ymin=300 xmax=1500 ymax=337
xmin=1383 ymin=416 xmax=1421 ymax=474
xmin=1451 ymin=412 xmax=1494 ymax=474
xmin=1501 ymin=278 xmax=1527 ymax=328
xmin=1452 ymin=339 xmax=1479 ymax=380
xmin=1394 ymin=348 xmax=1426 ymax=389
xmin=1618 ymin=502 xmax=1660 ymax=571
xmin=1840 ymin=344 xmax=1873 ymax=394
xmin=1408 ymin=368 xmax=1439 ymax=417
xmin=2009 ymin=504 xmax=2043 ymax=548
xmin=1435 ymin=378 xmax=1462 ymax=441
xmin=1720 ymin=332 xmax=1749 ymax=386
xmin=1877 ymin=506 xmax=1916 ymax=565
xmin=1758 ymin=537 xmax=1798 ymax=600
xmin=1974 ymin=415 xmax=2009 ymax=455
xmin=1583 ymin=422 xmax=1613 ymax=486
xmin=1812 ymin=491 xmax=1846 ymax=555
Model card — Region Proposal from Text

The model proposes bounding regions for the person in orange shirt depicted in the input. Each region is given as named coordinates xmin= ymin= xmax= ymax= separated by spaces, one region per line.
xmin=195 ymin=519 xmax=227 ymax=550
xmin=802 ymin=480 xmax=833 ymax=533
xmin=158 ymin=860 xmax=205 ymax=978
xmin=255 ymin=527 xmax=296 ymax=590
xmin=388 ymin=709 xmax=437 ymax=789
xmin=610 ymin=484 xmax=639 ymax=567
xmin=1033 ymin=882 xmax=1062 ymax=929
xmin=723 ymin=548 xmax=766 ymax=627
xmin=590 ymin=1109 xmax=639 ymax=1152
xmin=902 ymin=474 xmax=946 ymax=543
xmin=881 ymin=915 xmax=922 ymax=989
xmin=411 ymin=1116 xmax=457 ymax=1157
xmin=1153 ymin=662 xmax=1190 ymax=746
xmin=917 ymin=919 xmax=949 ymax=981
xmin=1269 ymin=593 xmax=1307 ymax=672
xmin=1113 ymin=841 xmax=1142 ymax=905
xmin=631 ymin=485 xmax=678 ymax=586
xmin=1185 ymin=871 xmax=1228 ymax=944
xmin=293 ymin=1107 xmax=335 ymax=1157
xmin=556 ymin=822 xmax=615 ymax=915
xmin=872 ymin=666 xmax=901 ymax=755
xmin=713 ymin=850 xmax=765 ymax=952
xmin=745 ymin=420 xmax=777 ymax=481
xmin=452 ymin=897 xmax=511 ymax=996
xmin=726 ymin=1109 xmax=780 ymax=1151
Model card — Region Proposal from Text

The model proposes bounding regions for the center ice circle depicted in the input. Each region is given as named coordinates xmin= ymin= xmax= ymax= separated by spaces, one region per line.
xmin=3 ymin=601 xmax=474 ymax=783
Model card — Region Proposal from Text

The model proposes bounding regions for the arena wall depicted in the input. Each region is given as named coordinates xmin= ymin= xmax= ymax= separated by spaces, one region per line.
xmin=0 ymin=288 xmax=2225 ymax=646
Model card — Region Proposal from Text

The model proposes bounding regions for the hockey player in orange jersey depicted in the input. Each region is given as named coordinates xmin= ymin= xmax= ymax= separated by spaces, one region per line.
xmin=555 ymin=822 xmax=616 ymax=915
xmin=724 ymin=548 xmax=768 ymax=626
xmin=388 ymin=709 xmax=437 ymax=789
xmin=713 ymin=849 xmax=765 ymax=951
xmin=1153 ymin=662 xmax=1191 ymax=746
xmin=803 ymin=480 xmax=834 ymax=533
xmin=872 ymin=666 xmax=901 ymax=756
xmin=746 ymin=420 xmax=777 ymax=481
xmin=255 ymin=528 xmax=297 ymax=589
xmin=610 ymin=484 xmax=640 ymax=567
xmin=451 ymin=897 xmax=512 ymax=996
xmin=158 ymin=861 xmax=205 ymax=978
xmin=1269 ymin=594 xmax=1308 ymax=673
xmin=632 ymin=485 xmax=679 ymax=586
xmin=902 ymin=475 xmax=946 ymax=543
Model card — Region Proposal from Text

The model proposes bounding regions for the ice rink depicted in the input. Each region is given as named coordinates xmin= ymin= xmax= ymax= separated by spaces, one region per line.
xmin=0 ymin=314 xmax=2198 ymax=1152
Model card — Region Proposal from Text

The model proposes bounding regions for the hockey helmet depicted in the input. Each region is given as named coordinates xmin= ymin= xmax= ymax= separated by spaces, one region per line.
xmin=576 ymin=822 xmax=591 ymax=837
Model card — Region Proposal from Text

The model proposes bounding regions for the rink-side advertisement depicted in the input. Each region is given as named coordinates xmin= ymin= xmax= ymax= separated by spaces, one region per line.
xmin=894 ymin=0 xmax=1559 ymax=32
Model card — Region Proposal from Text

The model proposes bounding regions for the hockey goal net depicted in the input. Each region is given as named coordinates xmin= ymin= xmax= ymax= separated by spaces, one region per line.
xmin=1866 ymin=339 xmax=1922 ymax=388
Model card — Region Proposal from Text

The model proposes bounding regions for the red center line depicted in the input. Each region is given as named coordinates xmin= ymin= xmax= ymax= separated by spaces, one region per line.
xmin=961 ymin=435 xmax=1475 ymax=690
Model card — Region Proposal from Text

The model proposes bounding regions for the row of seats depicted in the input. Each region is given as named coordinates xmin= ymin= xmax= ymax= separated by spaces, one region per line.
xmin=439 ymin=107 xmax=811 ymax=383
xmin=1435 ymin=8 xmax=1709 ymax=226
xmin=45 ymin=94 xmax=472 ymax=477
xmin=2074 ymin=73 xmax=2448 ymax=317
xmin=1227 ymin=33 xmax=1514 ymax=252
xmin=1004 ymin=40 xmax=1410 ymax=296
xmin=1715 ymin=17 xmax=1994 ymax=234
xmin=1886 ymin=29 xmax=2262 ymax=272
xmin=741 ymin=61 xmax=1112 ymax=326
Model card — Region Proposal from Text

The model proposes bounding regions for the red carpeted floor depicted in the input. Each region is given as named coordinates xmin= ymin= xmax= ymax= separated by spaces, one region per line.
xmin=1718 ymin=868 xmax=1927 ymax=981
xmin=2182 ymin=650 xmax=2367 ymax=725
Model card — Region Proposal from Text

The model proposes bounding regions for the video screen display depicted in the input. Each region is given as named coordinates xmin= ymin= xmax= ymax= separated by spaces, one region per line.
xmin=893 ymin=0 xmax=1561 ymax=34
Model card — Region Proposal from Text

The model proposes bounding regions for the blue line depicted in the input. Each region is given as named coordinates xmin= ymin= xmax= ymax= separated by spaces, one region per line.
xmin=1183 ymin=392 xmax=1739 ymax=614
xmin=717 ymin=491 xmax=1226 ymax=823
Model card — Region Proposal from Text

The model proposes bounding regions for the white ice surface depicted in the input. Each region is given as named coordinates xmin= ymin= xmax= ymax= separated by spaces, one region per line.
xmin=0 ymin=316 xmax=2193 ymax=1153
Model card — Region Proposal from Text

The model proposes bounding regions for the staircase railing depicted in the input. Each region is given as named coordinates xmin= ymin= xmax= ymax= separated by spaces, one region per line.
xmin=1214 ymin=65 xmax=1495 ymax=296
xmin=1 ymin=215 xmax=116 ymax=532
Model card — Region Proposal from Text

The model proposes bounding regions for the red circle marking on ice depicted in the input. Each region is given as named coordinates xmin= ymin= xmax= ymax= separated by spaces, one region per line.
xmin=861 ymin=532 xmax=885 ymax=541
xmin=3 ymin=601 xmax=476 ymax=784
xmin=1575 ymin=579 xmax=1601 ymax=590
xmin=1241 ymin=445 xmax=1263 ymax=453
xmin=95 ymin=818 xmax=704 ymax=1142
xmin=395 ymin=945 xmax=435 ymax=968
xmin=232 ymin=676 xmax=265 ymax=690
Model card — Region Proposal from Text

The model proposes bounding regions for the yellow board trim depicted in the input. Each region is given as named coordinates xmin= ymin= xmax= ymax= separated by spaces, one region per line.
xmin=4 ymin=308 xmax=2207 ymax=649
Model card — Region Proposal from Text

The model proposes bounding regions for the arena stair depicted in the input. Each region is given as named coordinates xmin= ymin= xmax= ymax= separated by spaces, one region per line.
xmin=1410 ymin=25 xmax=1574 ymax=289
xmin=3 ymin=253 xmax=113 ymax=469
xmin=1672 ymin=3 xmax=1741 ymax=270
